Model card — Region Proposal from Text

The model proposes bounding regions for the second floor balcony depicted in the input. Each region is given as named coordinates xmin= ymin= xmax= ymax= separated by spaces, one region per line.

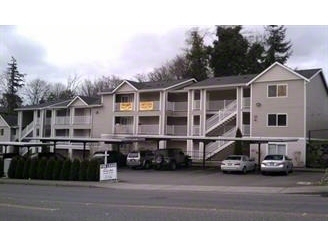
xmin=54 ymin=116 xmax=92 ymax=125
xmin=166 ymin=125 xmax=187 ymax=136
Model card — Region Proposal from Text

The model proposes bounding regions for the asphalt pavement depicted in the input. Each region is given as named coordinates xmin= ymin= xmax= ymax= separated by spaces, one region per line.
xmin=1 ymin=166 xmax=328 ymax=195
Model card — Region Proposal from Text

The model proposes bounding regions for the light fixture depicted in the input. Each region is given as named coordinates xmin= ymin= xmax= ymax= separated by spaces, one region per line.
xmin=256 ymin=102 xmax=262 ymax=107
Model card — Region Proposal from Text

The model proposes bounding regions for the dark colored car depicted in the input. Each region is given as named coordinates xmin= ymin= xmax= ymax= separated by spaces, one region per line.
xmin=152 ymin=148 xmax=191 ymax=170
xmin=91 ymin=150 xmax=127 ymax=167
xmin=126 ymin=150 xmax=154 ymax=169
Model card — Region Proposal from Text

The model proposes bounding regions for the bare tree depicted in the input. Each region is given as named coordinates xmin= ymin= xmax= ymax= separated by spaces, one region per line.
xmin=134 ymin=73 xmax=148 ymax=82
xmin=78 ymin=79 xmax=97 ymax=97
xmin=23 ymin=78 xmax=50 ymax=105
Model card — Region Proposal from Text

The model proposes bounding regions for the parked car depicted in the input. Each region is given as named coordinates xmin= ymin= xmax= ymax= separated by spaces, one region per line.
xmin=29 ymin=152 xmax=67 ymax=162
xmin=91 ymin=150 xmax=127 ymax=167
xmin=126 ymin=150 xmax=154 ymax=169
xmin=261 ymin=154 xmax=293 ymax=175
xmin=221 ymin=155 xmax=256 ymax=174
xmin=152 ymin=148 xmax=191 ymax=170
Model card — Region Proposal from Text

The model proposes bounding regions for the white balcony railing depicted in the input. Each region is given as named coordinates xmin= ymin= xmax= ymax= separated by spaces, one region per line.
xmin=242 ymin=97 xmax=251 ymax=109
xmin=167 ymin=101 xmax=188 ymax=112
xmin=242 ymin=124 xmax=250 ymax=136
xmin=192 ymin=126 xmax=200 ymax=136
xmin=138 ymin=125 xmax=159 ymax=135
xmin=193 ymin=100 xmax=200 ymax=110
xmin=73 ymin=116 xmax=91 ymax=124
xmin=207 ymin=100 xmax=234 ymax=111
xmin=114 ymin=124 xmax=134 ymax=134
xmin=55 ymin=116 xmax=70 ymax=125
xmin=166 ymin=125 xmax=187 ymax=136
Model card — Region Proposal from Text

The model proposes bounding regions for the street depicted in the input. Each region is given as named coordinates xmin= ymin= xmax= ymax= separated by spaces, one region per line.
xmin=0 ymin=184 xmax=327 ymax=221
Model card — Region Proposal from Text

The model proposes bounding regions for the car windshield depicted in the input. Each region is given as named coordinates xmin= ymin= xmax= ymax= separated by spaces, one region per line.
xmin=128 ymin=152 xmax=139 ymax=158
xmin=264 ymin=155 xmax=283 ymax=161
xmin=225 ymin=156 xmax=242 ymax=160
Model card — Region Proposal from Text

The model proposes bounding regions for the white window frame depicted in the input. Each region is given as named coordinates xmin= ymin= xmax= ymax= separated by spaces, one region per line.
xmin=267 ymin=113 xmax=288 ymax=127
xmin=267 ymin=84 xmax=288 ymax=98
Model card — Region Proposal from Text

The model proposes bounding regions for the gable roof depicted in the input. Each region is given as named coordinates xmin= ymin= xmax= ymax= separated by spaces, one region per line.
xmin=99 ymin=78 xmax=196 ymax=94
xmin=186 ymin=74 xmax=257 ymax=89
xmin=0 ymin=114 xmax=17 ymax=127
xmin=15 ymin=98 xmax=72 ymax=111
xmin=295 ymin=68 xmax=322 ymax=80
xmin=67 ymin=96 xmax=101 ymax=107
xmin=247 ymin=62 xmax=310 ymax=86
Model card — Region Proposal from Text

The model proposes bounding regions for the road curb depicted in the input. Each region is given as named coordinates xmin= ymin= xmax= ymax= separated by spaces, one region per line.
xmin=1 ymin=177 xmax=328 ymax=194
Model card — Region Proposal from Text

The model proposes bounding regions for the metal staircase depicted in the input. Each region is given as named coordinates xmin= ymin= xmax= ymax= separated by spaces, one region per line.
xmin=206 ymin=100 xmax=237 ymax=134
xmin=20 ymin=121 xmax=34 ymax=141
xmin=205 ymin=127 xmax=236 ymax=159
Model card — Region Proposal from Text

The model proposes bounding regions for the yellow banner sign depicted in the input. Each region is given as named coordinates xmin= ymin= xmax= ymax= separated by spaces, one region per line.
xmin=120 ymin=102 xmax=133 ymax=111
xmin=140 ymin=101 xmax=154 ymax=111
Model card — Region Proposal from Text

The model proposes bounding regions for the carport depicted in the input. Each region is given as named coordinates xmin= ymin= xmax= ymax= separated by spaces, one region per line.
xmin=131 ymin=135 xmax=299 ymax=168
xmin=0 ymin=141 xmax=53 ymax=155
xmin=24 ymin=137 xmax=146 ymax=159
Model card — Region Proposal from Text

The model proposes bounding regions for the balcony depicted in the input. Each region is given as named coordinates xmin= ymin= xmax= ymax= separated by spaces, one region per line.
xmin=138 ymin=125 xmax=159 ymax=135
xmin=55 ymin=116 xmax=70 ymax=125
xmin=114 ymin=124 xmax=134 ymax=134
xmin=207 ymin=100 xmax=234 ymax=111
xmin=167 ymin=101 xmax=188 ymax=112
xmin=193 ymin=100 xmax=200 ymax=110
xmin=166 ymin=125 xmax=187 ymax=136
xmin=242 ymin=97 xmax=251 ymax=110
xmin=139 ymin=101 xmax=160 ymax=111
xmin=73 ymin=116 xmax=91 ymax=125
xmin=192 ymin=125 xmax=201 ymax=136
xmin=242 ymin=124 xmax=250 ymax=136
xmin=115 ymin=102 xmax=134 ymax=112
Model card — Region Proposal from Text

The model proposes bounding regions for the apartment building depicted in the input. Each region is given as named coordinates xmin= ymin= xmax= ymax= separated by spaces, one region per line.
xmin=0 ymin=113 xmax=18 ymax=153
xmin=14 ymin=62 xmax=328 ymax=166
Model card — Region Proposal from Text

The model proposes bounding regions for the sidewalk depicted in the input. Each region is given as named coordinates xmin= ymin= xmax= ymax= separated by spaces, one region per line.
xmin=1 ymin=177 xmax=328 ymax=195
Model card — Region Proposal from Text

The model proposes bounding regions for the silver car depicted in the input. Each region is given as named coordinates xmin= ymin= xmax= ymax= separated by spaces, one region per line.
xmin=261 ymin=154 xmax=293 ymax=175
xmin=126 ymin=150 xmax=154 ymax=169
xmin=221 ymin=155 xmax=256 ymax=174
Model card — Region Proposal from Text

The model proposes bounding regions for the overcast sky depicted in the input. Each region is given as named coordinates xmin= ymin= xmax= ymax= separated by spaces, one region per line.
xmin=1 ymin=24 xmax=327 ymax=84
xmin=1 ymin=1 xmax=328 ymax=86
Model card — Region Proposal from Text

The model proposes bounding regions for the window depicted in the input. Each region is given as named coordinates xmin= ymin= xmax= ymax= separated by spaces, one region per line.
xmin=0 ymin=129 xmax=3 ymax=136
xmin=268 ymin=85 xmax=287 ymax=97
xmin=268 ymin=114 xmax=287 ymax=126
xmin=268 ymin=144 xmax=286 ymax=155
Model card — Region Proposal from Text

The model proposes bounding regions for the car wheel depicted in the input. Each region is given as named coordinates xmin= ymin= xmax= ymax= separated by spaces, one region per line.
xmin=222 ymin=170 xmax=227 ymax=174
xmin=242 ymin=166 xmax=247 ymax=174
xmin=144 ymin=161 xmax=150 ymax=169
xmin=261 ymin=171 xmax=266 ymax=175
xmin=170 ymin=161 xmax=177 ymax=171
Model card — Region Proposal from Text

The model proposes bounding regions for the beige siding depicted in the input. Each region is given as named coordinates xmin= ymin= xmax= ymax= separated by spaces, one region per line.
xmin=306 ymin=73 xmax=328 ymax=136
xmin=250 ymin=140 xmax=306 ymax=167
xmin=116 ymin=83 xmax=136 ymax=93
xmin=70 ymin=98 xmax=87 ymax=107
xmin=251 ymin=79 xmax=305 ymax=137
xmin=0 ymin=117 xmax=11 ymax=142
xmin=91 ymin=95 xmax=113 ymax=137
xmin=256 ymin=65 xmax=301 ymax=82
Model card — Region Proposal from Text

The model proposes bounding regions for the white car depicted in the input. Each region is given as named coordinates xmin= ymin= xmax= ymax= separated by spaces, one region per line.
xmin=221 ymin=155 xmax=256 ymax=174
xmin=261 ymin=154 xmax=293 ymax=175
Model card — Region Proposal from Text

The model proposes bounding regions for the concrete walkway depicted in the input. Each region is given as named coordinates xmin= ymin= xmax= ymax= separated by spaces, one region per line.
xmin=1 ymin=177 xmax=328 ymax=195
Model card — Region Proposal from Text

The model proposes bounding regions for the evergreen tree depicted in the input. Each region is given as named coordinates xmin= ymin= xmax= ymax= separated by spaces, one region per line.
xmin=1 ymin=57 xmax=25 ymax=113
xmin=264 ymin=25 xmax=292 ymax=67
xmin=209 ymin=26 xmax=250 ymax=76
xmin=185 ymin=28 xmax=210 ymax=81
xmin=233 ymin=128 xmax=243 ymax=155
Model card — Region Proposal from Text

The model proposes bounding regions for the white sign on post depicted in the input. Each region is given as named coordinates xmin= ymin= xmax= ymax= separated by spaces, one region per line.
xmin=100 ymin=163 xmax=117 ymax=181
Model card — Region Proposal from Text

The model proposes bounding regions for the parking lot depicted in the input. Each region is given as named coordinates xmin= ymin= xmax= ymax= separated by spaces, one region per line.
xmin=117 ymin=166 xmax=325 ymax=188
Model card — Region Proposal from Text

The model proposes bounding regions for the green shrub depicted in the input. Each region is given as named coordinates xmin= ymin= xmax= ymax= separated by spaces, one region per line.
xmin=79 ymin=159 xmax=89 ymax=181
xmin=22 ymin=158 xmax=31 ymax=179
xmin=44 ymin=158 xmax=55 ymax=180
xmin=14 ymin=158 xmax=24 ymax=179
xmin=52 ymin=159 xmax=63 ymax=180
xmin=37 ymin=158 xmax=47 ymax=179
xmin=7 ymin=157 xmax=18 ymax=178
xmin=69 ymin=159 xmax=80 ymax=181
xmin=87 ymin=159 xmax=99 ymax=181
xmin=28 ymin=158 xmax=38 ymax=179
xmin=60 ymin=159 xmax=72 ymax=180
